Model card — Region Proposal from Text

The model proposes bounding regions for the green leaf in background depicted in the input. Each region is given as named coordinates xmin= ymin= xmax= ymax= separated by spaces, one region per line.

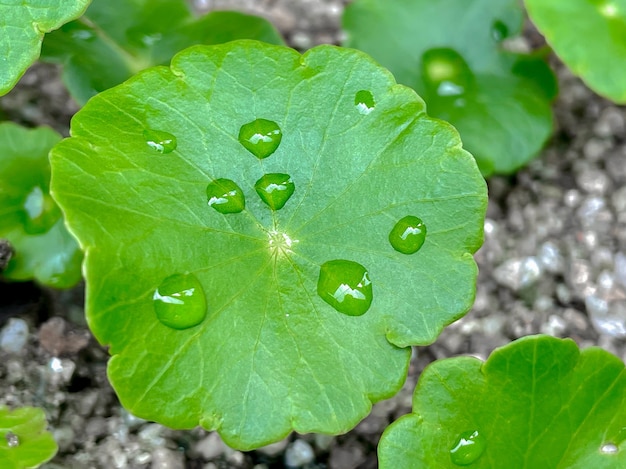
xmin=0 ymin=123 xmax=82 ymax=288
xmin=50 ymin=40 xmax=486 ymax=449
xmin=343 ymin=0 xmax=557 ymax=175
xmin=378 ymin=335 xmax=626 ymax=468
xmin=40 ymin=0 xmax=284 ymax=104
xmin=525 ymin=0 xmax=626 ymax=103
xmin=0 ymin=405 xmax=58 ymax=469
xmin=0 ymin=0 xmax=90 ymax=97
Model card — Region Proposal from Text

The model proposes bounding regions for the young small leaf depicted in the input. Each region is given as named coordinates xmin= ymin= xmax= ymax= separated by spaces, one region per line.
xmin=343 ymin=0 xmax=556 ymax=175
xmin=41 ymin=0 xmax=284 ymax=104
xmin=378 ymin=335 xmax=626 ymax=468
xmin=525 ymin=0 xmax=626 ymax=103
xmin=0 ymin=123 xmax=82 ymax=288
xmin=0 ymin=0 xmax=90 ymax=96
xmin=0 ymin=405 xmax=58 ymax=469
xmin=50 ymin=40 xmax=486 ymax=449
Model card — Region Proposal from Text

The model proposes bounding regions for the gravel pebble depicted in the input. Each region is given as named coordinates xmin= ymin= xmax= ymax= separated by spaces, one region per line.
xmin=0 ymin=318 xmax=28 ymax=354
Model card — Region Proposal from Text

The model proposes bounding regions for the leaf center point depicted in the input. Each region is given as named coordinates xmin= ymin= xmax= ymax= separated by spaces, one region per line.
xmin=268 ymin=229 xmax=298 ymax=257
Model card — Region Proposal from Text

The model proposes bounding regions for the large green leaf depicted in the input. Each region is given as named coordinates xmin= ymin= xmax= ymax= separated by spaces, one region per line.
xmin=40 ymin=0 xmax=284 ymax=104
xmin=378 ymin=335 xmax=626 ymax=468
xmin=525 ymin=0 xmax=626 ymax=103
xmin=0 ymin=123 xmax=82 ymax=288
xmin=343 ymin=0 xmax=556 ymax=175
xmin=50 ymin=40 xmax=486 ymax=449
xmin=0 ymin=405 xmax=58 ymax=469
xmin=0 ymin=0 xmax=90 ymax=96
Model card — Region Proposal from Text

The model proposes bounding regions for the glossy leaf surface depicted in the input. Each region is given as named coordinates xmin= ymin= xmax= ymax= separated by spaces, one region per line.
xmin=379 ymin=335 xmax=626 ymax=468
xmin=41 ymin=0 xmax=284 ymax=104
xmin=0 ymin=405 xmax=58 ymax=469
xmin=0 ymin=123 xmax=82 ymax=288
xmin=0 ymin=0 xmax=90 ymax=96
xmin=50 ymin=40 xmax=486 ymax=449
xmin=525 ymin=0 xmax=626 ymax=103
xmin=343 ymin=0 xmax=556 ymax=175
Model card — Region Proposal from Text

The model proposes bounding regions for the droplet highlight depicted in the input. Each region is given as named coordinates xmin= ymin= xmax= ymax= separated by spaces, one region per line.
xmin=450 ymin=430 xmax=486 ymax=466
xmin=5 ymin=431 xmax=19 ymax=448
xmin=238 ymin=119 xmax=282 ymax=159
xmin=422 ymin=48 xmax=473 ymax=98
xmin=355 ymin=90 xmax=375 ymax=115
xmin=254 ymin=173 xmax=295 ymax=210
xmin=143 ymin=129 xmax=177 ymax=154
xmin=491 ymin=20 xmax=509 ymax=42
xmin=206 ymin=178 xmax=245 ymax=214
xmin=22 ymin=186 xmax=61 ymax=234
xmin=153 ymin=273 xmax=207 ymax=330
xmin=317 ymin=260 xmax=373 ymax=316
xmin=389 ymin=216 xmax=427 ymax=255
xmin=601 ymin=442 xmax=619 ymax=454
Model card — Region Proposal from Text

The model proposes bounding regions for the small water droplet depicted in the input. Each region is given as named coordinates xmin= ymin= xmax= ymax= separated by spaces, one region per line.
xmin=206 ymin=178 xmax=245 ymax=214
xmin=254 ymin=173 xmax=295 ymax=210
xmin=355 ymin=90 xmax=375 ymax=115
xmin=389 ymin=216 xmax=426 ymax=254
xmin=22 ymin=186 xmax=61 ymax=234
xmin=317 ymin=260 xmax=373 ymax=316
xmin=153 ymin=273 xmax=206 ymax=329
xmin=601 ymin=442 xmax=619 ymax=454
xmin=450 ymin=430 xmax=486 ymax=466
xmin=238 ymin=119 xmax=282 ymax=159
xmin=5 ymin=431 xmax=19 ymax=448
xmin=422 ymin=48 xmax=473 ymax=98
xmin=143 ymin=129 xmax=177 ymax=154
xmin=491 ymin=20 xmax=509 ymax=42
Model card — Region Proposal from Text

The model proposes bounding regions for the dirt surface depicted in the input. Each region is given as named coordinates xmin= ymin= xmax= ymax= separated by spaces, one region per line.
xmin=1 ymin=1 xmax=626 ymax=468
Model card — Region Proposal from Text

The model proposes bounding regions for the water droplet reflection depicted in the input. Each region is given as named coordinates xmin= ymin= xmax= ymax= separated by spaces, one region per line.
xmin=389 ymin=216 xmax=426 ymax=254
xmin=22 ymin=186 xmax=61 ymax=234
xmin=238 ymin=119 xmax=282 ymax=159
xmin=317 ymin=260 xmax=373 ymax=316
xmin=491 ymin=20 xmax=509 ymax=42
xmin=206 ymin=178 xmax=245 ymax=214
xmin=153 ymin=273 xmax=207 ymax=330
xmin=601 ymin=442 xmax=619 ymax=454
xmin=5 ymin=431 xmax=19 ymax=448
xmin=254 ymin=173 xmax=295 ymax=210
xmin=422 ymin=48 xmax=473 ymax=98
xmin=450 ymin=430 xmax=486 ymax=466
xmin=143 ymin=129 xmax=177 ymax=154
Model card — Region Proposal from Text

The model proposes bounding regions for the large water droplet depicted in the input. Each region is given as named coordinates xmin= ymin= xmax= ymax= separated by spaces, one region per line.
xmin=238 ymin=119 xmax=282 ymax=159
xmin=153 ymin=273 xmax=206 ymax=329
xmin=601 ymin=442 xmax=619 ymax=454
xmin=450 ymin=430 xmax=486 ymax=466
xmin=389 ymin=216 xmax=426 ymax=254
xmin=22 ymin=186 xmax=61 ymax=234
xmin=143 ymin=129 xmax=177 ymax=154
xmin=422 ymin=48 xmax=473 ymax=98
xmin=355 ymin=90 xmax=375 ymax=115
xmin=491 ymin=20 xmax=509 ymax=42
xmin=206 ymin=178 xmax=245 ymax=214
xmin=254 ymin=173 xmax=295 ymax=210
xmin=5 ymin=431 xmax=19 ymax=448
xmin=317 ymin=260 xmax=373 ymax=316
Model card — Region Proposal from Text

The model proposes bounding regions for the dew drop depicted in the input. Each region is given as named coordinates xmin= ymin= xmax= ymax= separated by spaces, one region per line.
xmin=422 ymin=48 xmax=473 ymax=98
xmin=254 ymin=173 xmax=295 ymax=210
xmin=355 ymin=90 xmax=375 ymax=115
xmin=153 ymin=273 xmax=206 ymax=330
xmin=206 ymin=178 xmax=245 ymax=214
xmin=5 ymin=431 xmax=19 ymax=448
xmin=317 ymin=260 xmax=373 ymax=316
xmin=238 ymin=119 xmax=282 ymax=159
xmin=450 ymin=430 xmax=486 ymax=466
xmin=491 ymin=20 xmax=509 ymax=42
xmin=22 ymin=186 xmax=61 ymax=234
xmin=601 ymin=442 xmax=619 ymax=454
xmin=143 ymin=129 xmax=177 ymax=154
xmin=389 ymin=216 xmax=426 ymax=254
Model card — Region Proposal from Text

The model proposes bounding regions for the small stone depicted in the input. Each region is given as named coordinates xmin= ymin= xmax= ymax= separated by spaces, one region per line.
xmin=47 ymin=357 xmax=76 ymax=385
xmin=0 ymin=318 xmax=29 ymax=354
xmin=564 ymin=189 xmax=582 ymax=207
xmin=576 ymin=168 xmax=611 ymax=194
xmin=192 ymin=432 xmax=227 ymax=460
xmin=587 ymin=294 xmax=626 ymax=338
xmin=284 ymin=439 xmax=315 ymax=468
xmin=615 ymin=252 xmax=626 ymax=289
xmin=0 ymin=239 xmax=12 ymax=270
xmin=493 ymin=257 xmax=542 ymax=291
xmin=582 ymin=138 xmax=610 ymax=161
xmin=53 ymin=426 xmax=75 ymax=452
xmin=612 ymin=186 xmax=626 ymax=212
xmin=138 ymin=423 xmax=166 ymax=446
xmin=540 ymin=314 xmax=567 ymax=337
xmin=577 ymin=196 xmax=613 ymax=227
xmin=328 ymin=439 xmax=366 ymax=469
xmin=38 ymin=317 xmax=90 ymax=356
xmin=257 ymin=437 xmax=288 ymax=458
xmin=151 ymin=447 xmax=184 ymax=469
xmin=538 ymin=241 xmax=564 ymax=273
xmin=594 ymin=107 xmax=625 ymax=137
xmin=314 ymin=434 xmax=335 ymax=451
xmin=5 ymin=358 xmax=24 ymax=384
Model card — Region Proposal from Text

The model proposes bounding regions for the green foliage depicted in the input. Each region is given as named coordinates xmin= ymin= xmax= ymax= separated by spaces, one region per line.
xmin=50 ymin=40 xmax=486 ymax=449
xmin=525 ymin=0 xmax=626 ymax=103
xmin=0 ymin=405 xmax=58 ymax=469
xmin=41 ymin=0 xmax=284 ymax=104
xmin=0 ymin=123 xmax=82 ymax=288
xmin=343 ymin=0 xmax=557 ymax=175
xmin=378 ymin=335 xmax=626 ymax=468
xmin=0 ymin=0 xmax=90 ymax=97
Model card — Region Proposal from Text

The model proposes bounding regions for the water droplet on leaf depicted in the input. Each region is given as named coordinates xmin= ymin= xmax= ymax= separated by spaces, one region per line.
xmin=450 ymin=430 xmax=486 ymax=466
xmin=389 ymin=216 xmax=426 ymax=254
xmin=422 ymin=48 xmax=473 ymax=98
xmin=355 ymin=90 xmax=375 ymax=115
xmin=317 ymin=260 xmax=373 ymax=316
xmin=206 ymin=179 xmax=245 ymax=214
xmin=5 ymin=431 xmax=19 ymax=448
xmin=143 ymin=129 xmax=177 ymax=154
xmin=238 ymin=119 xmax=282 ymax=159
xmin=22 ymin=186 xmax=61 ymax=234
xmin=153 ymin=273 xmax=207 ymax=329
xmin=491 ymin=20 xmax=509 ymax=42
xmin=601 ymin=442 xmax=619 ymax=454
xmin=254 ymin=173 xmax=295 ymax=210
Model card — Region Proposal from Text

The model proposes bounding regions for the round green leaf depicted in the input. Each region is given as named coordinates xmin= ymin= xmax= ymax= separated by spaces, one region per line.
xmin=525 ymin=0 xmax=626 ymax=103
xmin=343 ymin=0 xmax=556 ymax=175
xmin=50 ymin=40 xmax=486 ymax=449
xmin=0 ymin=405 xmax=58 ymax=469
xmin=0 ymin=0 xmax=90 ymax=96
xmin=0 ymin=123 xmax=82 ymax=288
xmin=379 ymin=335 xmax=626 ymax=468
xmin=41 ymin=0 xmax=284 ymax=104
